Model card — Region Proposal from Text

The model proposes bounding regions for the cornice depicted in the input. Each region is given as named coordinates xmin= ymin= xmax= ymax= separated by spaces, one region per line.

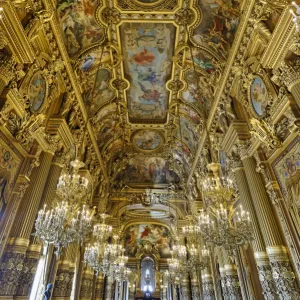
xmin=46 ymin=116 xmax=74 ymax=149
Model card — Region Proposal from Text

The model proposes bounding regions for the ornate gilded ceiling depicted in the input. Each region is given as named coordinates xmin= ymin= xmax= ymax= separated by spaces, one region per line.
xmin=56 ymin=0 xmax=241 ymax=187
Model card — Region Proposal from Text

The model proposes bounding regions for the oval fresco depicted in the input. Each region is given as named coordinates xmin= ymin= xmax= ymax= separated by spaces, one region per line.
xmin=250 ymin=76 xmax=268 ymax=117
xmin=79 ymin=49 xmax=111 ymax=72
xmin=28 ymin=73 xmax=47 ymax=113
xmin=133 ymin=130 xmax=163 ymax=151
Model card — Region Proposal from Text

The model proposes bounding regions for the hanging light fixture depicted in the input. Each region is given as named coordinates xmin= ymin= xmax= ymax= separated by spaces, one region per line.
xmin=56 ymin=159 xmax=90 ymax=206
xmin=197 ymin=193 xmax=253 ymax=256
xmin=35 ymin=202 xmax=92 ymax=257
xmin=93 ymin=213 xmax=113 ymax=242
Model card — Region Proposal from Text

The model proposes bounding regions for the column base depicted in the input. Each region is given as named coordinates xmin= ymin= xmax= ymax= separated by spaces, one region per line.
xmin=255 ymin=252 xmax=279 ymax=300
xmin=267 ymin=246 xmax=300 ymax=299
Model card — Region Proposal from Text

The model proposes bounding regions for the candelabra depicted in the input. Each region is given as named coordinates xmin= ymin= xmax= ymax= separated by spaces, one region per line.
xmin=56 ymin=159 xmax=90 ymax=206
xmin=291 ymin=2 xmax=300 ymax=32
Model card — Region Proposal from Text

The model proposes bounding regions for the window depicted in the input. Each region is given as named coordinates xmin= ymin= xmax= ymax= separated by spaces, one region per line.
xmin=140 ymin=257 xmax=155 ymax=292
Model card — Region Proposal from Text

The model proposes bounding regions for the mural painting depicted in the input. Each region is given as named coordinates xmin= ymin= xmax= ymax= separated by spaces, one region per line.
xmin=57 ymin=0 xmax=105 ymax=57
xmin=121 ymin=23 xmax=176 ymax=121
xmin=173 ymin=147 xmax=191 ymax=175
xmin=182 ymin=70 xmax=210 ymax=113
xmin=185 ymin=48 xmax=216 ymax=73
xmin=95 ymin=118 xmax=119 ymax=151
xmin=118 ymin=157 xmax=180 ymax=184
xmin=177 ymin=118 xmax=199 ymax=153
xmin=28 ymin=73 xmax=47 ymax=113
xmin=179 ymin=105 xmax=201 ymax=124
xmin=193 ymin=0 xmax=240 ymax=58
xmin=124 ymin=224 xmax=171 ymax=258
xmin=82 ymin=68 xmax=115 ymax=116
xmin=0 ymin=133 xmax=23 ymax=219
xmin=273 ymin=137 xmax=300 ymax=200
xmin=250 ymin=76 xmax=268 ymax=117
xmin=93 ymin=103 xmax=117 ymax=123
xmin=79 ymin=49 xmax=111 ymax=72
xmin=133 ymin=130 xmax=162 ymax=151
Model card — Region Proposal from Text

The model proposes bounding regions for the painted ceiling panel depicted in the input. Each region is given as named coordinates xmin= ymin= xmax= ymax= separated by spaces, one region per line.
xmin=120 ymin=23 xmax=176 ymax=123
xmin=57 ymin=0 xmax=105 ymax=57
xmin=192 ymin=0 xmax=240 ymax=59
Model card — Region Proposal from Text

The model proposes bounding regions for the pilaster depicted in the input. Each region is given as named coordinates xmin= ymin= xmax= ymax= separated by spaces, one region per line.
xmin=79 ymin=267 xmax=94 ymax=300
xmin=0 ymin=151 xmax=53 ymax=296
xmin=202 ymin=273 xmax=215 ymax=300
xmin=242 ymin=155 xmax=300 ymax=298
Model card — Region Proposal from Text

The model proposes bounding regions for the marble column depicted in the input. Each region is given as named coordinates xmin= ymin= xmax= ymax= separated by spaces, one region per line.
xmin=222 ymin=249 xmax=242 ymax=300
xmin=0 ymin=151 xmax=54 ymax=297
xmin=15 ymin=243 xmax=42 ymax=299
xmin=242 ymin=155 xmax=300 ymax=299
xmin=52 ymin=259 xmax=72 ymax=299
xmin=190 ymin=274 xmax=200 ymax=300
xmin=232 ymin=160 xmax=277 ymax=299
xmin=105 ymin=275 xmax=113 ymax=300
xmin=79 ymin=268 xmax=94 ymax=300
xmin=202 ymin=272 xmax=215 ymax=300
xmin=218 ymin=251 xmax=229 ymax=300
xmin=95 ymin=275 xmax=104 ymax=300
xmin=180 ymin=276 xmax=190 ymax=300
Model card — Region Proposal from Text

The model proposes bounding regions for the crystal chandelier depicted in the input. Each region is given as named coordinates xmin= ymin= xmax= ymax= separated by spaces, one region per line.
xmin=196 ymin=161 xmax=254 ymax=255
xmin=84 ymin=233 xmax=123 ymax=276
xmin=112 ymin=251 xmax=129 ymax=282
xmin=93 ymin=214 xmax=113 ymax=243
xmin=70 ymin=205 xmax=92 ymax=244
xmin=166 ymin=255 xmax=182 ymax=285
xmin=291 ymin=2 xmax=300 ymax=31
xmin=197 ymin=205 xmax=253 ymax=256
xmin=56 ymin=159 xmax=90 ymax=205
xmin=35 ymin=202 xmax=92 ymax=257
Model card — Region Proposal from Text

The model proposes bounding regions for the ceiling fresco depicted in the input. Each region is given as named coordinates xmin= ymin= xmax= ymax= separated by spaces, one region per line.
xmin=56 ymin=0 xmax=242 ymax=191
xmin=120 ymin=23 xmax=176 ymax=123
xmin=57 ymin=0 xmax=105 ymax=57
xmin=132 ymin=130 xmax=164 ymax=152
xmin=192 ymin=0 xmax=240 ymax=59
xmin=116 ymin=157 xmax=180 ymax=185
xmin=82 ymin=68 xmax=116 ymax=116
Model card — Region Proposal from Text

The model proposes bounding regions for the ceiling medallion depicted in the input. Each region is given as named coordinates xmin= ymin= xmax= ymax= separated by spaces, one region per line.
xmin=131 ymin=129 xmax=164 ymax=152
